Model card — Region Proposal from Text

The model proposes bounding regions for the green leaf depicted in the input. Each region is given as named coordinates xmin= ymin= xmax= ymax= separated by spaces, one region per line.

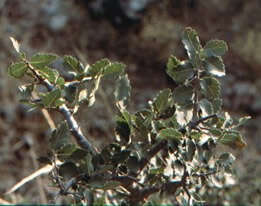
xmin=167 ymin=55 xmax=180 ymax=70
xmin=157 ymin=128 xmax=183 ymax=141
xmin=173 ymin=85 xmax=194 ymax=107
xmin=212 ymin=98 xmax=222 ymax=113
xmin=41 ymin=88 xmax=61 ymax=108
xmin=115 ymin=117 xmax=130 ymax=143
xmin=30 ymin=53 xmax=57 ymax=69
xmin=112 ymin=150 xmax=131 ymax=165
xmin=204 ymin=56 xmax=225 ymax=77
xmin=18 ymin=84 xmax=34 ymax=100
xmin=166 ymin=58 xmax=194 ymax=84
xmin=56 ymin=76 xmax=65 ymax=87
xmin=209 ymin=128 xmax=223 ymax=137
xmin=186 ymin=139 xmax=196 ymax=161
xmin=50 ymin=121 xmax=71 ymax=151
xmin=152 ymin=89 xmax=171 ymax=113
xmin=203 ymin=40 xmax=228 ymax=57
xmin=64 ymin=84 xmax=78 ymax=103
xmin=114 ymin=74 xmax=131 ymax=110
xmin=182 ymin=27 xmax=202 ymax=67
xmin=200 ymin=77 xmax=221 ymax=100
xmin=64 ymin=55 xmax=84 ymax=73
xmin=199 ymin=99 xmax=214 ymax=117
xmin=235 ymin=116 xmax=251 ymax=128
xmin=36 ymin=66 xmax=59 ymax=83
xmin=59 ymin=162 xmax=79 ymax=180
xmin=8 ymin=62 xmax=28 ymax=78
xmin=103 ymin=62 xmax=125 ymax=76
xmin=88 ymin=58 xmax=110 ymax=76
xmin=219 ymin=131 xmax=247 ymax=149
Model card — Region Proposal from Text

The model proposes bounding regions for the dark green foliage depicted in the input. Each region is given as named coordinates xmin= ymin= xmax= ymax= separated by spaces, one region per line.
xmin=7 ymin=27 xmax=249 ymax=205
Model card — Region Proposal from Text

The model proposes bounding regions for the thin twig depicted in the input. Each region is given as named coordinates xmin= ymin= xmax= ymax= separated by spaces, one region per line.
xmin=22 ymin=58 xmax=97 ymax=154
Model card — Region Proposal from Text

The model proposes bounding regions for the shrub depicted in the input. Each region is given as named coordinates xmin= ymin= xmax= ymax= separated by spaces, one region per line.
xmin=7 ymin=27 xmax=249 ymax=205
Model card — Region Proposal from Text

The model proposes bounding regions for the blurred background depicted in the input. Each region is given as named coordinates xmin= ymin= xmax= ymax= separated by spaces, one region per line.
xmin=0 ymin=0 xmax=260 ymax=204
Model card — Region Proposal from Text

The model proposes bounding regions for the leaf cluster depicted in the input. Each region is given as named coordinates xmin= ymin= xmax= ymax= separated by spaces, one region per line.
xmin=7 ymin=28 xmax=249 ymax=205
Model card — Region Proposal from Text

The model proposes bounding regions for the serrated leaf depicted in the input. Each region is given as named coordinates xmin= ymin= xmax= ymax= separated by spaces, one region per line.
xmin=30 ymin=53 xmax=57 ymax=69
xmin=8 ymin=62 xmax=28 ymax=78
xmin=88 ymin=58 xmax=110 ymax=76
xmin=203 ymin=40 xmax=228 ymax=57
xmin=114 ymin=74 xmax=131 ymax=111
xmin=152 ymin=88 xmax=171 ymax=113
xmin=166 ymin=58 xmax=194 ymax=84
xmin=173 ymin=85 xmax=194 ymax=107
xmin=64 ymin=55 xmax=84 ymax=73
xmin=36 ymin=66 xmax=59 ymax=83
xmin=200 ymin=77 xmax=221 ymax=100
xmin=41 ymin=88 xmax=61 ymax=108
xmin=56 ymin=76 xmax=65 ymax=87
xmin=204 ymin=56 xmax=225 ymax=77
xmin=9 ymin=37 xmax=20 ymax=53
xmin=103 ymin=62 xmax=125 ymax=76
xmin=167 ymin=55 xmax=181 ymax=70
xmin=182 ymin=27 xmax=202 ymax=67
xmin=157 ymin=128 xmax=183 ymax=140
xmin=219 ymin=131 xmax=247 ymax=149
xmin=199 ymin=99 xmax=214 ymax=117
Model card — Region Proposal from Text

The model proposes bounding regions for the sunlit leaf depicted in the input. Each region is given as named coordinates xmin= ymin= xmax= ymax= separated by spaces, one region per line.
xmin=200 ymin=77 xmax=221 ymax=100
xmin=219 ymin=131 xmax=247 ymax=149
xmin=152 ymin=89 xmax=171 ymax=113
xmin=166 ymin=57 xmax=194 ymax=84
xmin=203 ymin=40 xmax=228 ymax=57
xmin=157 ymin=128 xmax=183 ymax=141
xmin=41 ymin=88 xmax=61 ymax=108
xmin=88 ymin=58 xmax=110 ymax=76
xmin=204 ymin=56 xmax=225 ymax=77
xmin=64 ymin=55 xmax=84 ymax=73
xmin=30 ymin=53 xmax=58 ymax=69
xmin=8 ymin=62 xmax=28 ymax=78
xmin=199 ymin=99 xmax=214 ymax=117
xmin=182 ymin=27 xmax=202 ymax=67
xmin=36 ymin=66 xmax=59 ymax=83
xmin=103 ymin=62 xmax=125 ymax=76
